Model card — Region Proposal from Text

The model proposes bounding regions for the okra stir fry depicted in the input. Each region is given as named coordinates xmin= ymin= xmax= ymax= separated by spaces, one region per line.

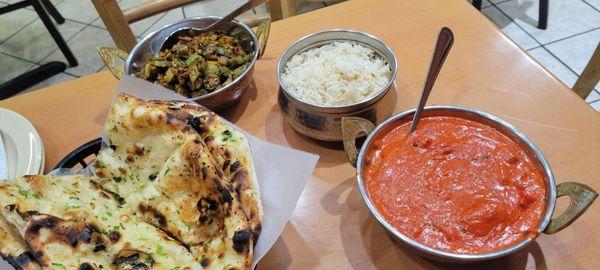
xmin=140 ymin=29 xmax=253 ymax=98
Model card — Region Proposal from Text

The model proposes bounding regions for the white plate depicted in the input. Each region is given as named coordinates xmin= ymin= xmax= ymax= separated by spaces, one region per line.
xmin=0 ymin=108 xmax=44 ymax=179
xmin=0 ymin=109 xmax=44 ymax=269
xmin=38 ymin=146 xmax=45 ymax=174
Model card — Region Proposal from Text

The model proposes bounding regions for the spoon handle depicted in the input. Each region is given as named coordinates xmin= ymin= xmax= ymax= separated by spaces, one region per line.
xmin=409 ymin=27 xmax=454 ymax=134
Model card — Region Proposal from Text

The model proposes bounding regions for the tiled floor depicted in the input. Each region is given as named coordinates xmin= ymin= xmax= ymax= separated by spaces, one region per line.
xmin=0 ymin=0 xmax=331 ymax=93
xmin=478 ymin=0 xmax=600 ymax=112
xmin=0 ymin=0 xmax=599 ymax=112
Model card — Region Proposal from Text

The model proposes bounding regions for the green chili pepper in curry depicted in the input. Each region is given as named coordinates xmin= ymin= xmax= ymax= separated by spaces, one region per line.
xmin=140 ymin=29 xmax=253 ymax=98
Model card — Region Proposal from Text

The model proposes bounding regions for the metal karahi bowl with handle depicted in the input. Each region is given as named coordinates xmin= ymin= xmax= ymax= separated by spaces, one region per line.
xmin=341 ymin=106 xmax=598 ymax=263
xmin=276 ymin=29 xmax=398 ymax=142
xmin=98 ymin=16 xmax=270 ymax=111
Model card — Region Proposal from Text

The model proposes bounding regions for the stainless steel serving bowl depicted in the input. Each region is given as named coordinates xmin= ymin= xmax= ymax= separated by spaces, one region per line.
xmin=276 ymin=29 xmax=398 ymax=141
xmin=341 ymin=106 xmax=598 ymax=263
xmin=98 ymin=16 xmax=270 ymax=111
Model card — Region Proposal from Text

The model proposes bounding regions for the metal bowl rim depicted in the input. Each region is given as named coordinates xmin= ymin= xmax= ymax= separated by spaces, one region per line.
xmin=276 ymin=29 xmax=398 ymax=112
xmin=125 ymin=15 xmax=259 ymax=100
xmin=355 ymin=105 xmax=557 ymax=261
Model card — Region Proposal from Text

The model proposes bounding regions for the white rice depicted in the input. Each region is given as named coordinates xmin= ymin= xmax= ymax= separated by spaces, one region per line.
xmin=281 ymin=41 xmax=392 ymax=106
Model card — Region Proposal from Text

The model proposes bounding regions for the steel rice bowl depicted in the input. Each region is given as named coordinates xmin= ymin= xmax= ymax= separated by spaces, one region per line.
xmin=344 ymin=106 xmax=597 ymax=263
xmin=124 ymin=16 xmax=260 ymax=111
xmin=276 ymin=29 xmax=398 ymax=141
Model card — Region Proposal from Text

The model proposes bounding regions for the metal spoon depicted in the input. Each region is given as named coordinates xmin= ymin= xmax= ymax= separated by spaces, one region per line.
xmin=160 ymin=0 xmax=268 ymax=51
xmin=408 ymin=27 xmax=454 ymax=134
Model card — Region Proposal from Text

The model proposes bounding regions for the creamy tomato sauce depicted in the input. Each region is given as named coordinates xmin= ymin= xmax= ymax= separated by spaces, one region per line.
xmin=364 ymin=116 xmax=546 ymax=254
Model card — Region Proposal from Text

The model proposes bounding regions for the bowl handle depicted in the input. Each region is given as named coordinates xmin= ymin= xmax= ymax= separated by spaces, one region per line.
xmin=342 ymin=117 xmax=375 ymax=168
xmin=97 ymin=47 xmax=129 ymax=79
xmin=544 ymin=182 xmax=598 ymax=234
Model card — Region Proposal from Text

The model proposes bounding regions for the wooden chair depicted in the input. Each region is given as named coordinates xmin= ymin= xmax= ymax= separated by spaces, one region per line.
xmin=267 ymin=0 xmax=294 ymax=20
xmin=92 ymin=0 xmax=273 ymax=52
xmin=573 ymin=42 xmax=600 ymax=100
xmin=268 ymin=0 xmax=340 ymax=20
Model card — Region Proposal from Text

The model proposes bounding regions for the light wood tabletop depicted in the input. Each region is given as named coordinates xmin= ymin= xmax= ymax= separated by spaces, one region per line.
xmin=1 ymin=0 xmax=599 ymax=268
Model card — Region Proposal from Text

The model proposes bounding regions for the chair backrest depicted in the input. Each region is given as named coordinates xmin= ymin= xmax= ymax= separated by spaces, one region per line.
xmin=92 ymin=0 xmax=272 ymax=52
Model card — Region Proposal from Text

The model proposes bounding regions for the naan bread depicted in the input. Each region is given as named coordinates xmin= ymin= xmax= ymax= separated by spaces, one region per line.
xmin=0 ymin=94 xmax=263 ymax=269
xmin=96 ymin=94 xmax=262 ymax=242
xmin=94 ymin=94 xmax=258 ymax=269
xmin=125 ymin=137 xmax=255 ymax=269
xmin=0 ymin=175 xmax=202 ymax=269
xmin=0 ymin=215 xmax=40 ymax=270
xmin=185 ymin=104 xmax=263 ymax=242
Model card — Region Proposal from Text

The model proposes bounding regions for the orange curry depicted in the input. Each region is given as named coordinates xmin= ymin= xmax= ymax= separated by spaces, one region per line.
xmin=364 ymin=116 xmax=546 ymax=254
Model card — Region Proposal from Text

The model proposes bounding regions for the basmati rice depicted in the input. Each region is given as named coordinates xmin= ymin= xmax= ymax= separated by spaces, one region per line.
xmin=281 ymin=41 xmax=392 ymax=106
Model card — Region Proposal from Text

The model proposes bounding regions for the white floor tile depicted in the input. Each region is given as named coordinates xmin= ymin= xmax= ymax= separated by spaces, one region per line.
xmin=545 ymin=28 xmax=600 ymax=74
xmin=0 ymin=19 xmax=86 ymax=62
xmin=91 ymin=13 xmax=163 ymax=38
xmin=482 ymin=5 xmax=540 ymax=50
xmin=90 ymin=17 xmax=106 ymax=29
xmin=88 ymin=0 xmax=139 ymax=30
xmin=0 ymin=53 xmax=35 ymax=84
xmin=20 ymin=72 xmax=76 ymax=94
xmin=0 ymin=3 xmax=38 ymax=43
xmin=184 ymin=0 xmax=246 ymax=17
xmin=118 ymin=0 xmax=147 ymax=10
xmin=585 ymin=0 xmax=600 ymax=10
xmin=92 ymin=0 xmax=254 ymax=36
xmin=93 ymin=19 xmax=157 ymax=39
xmin=3 ymin=0 xmax=63 ymax=5
xmin=586 ymin=89 xmax=600 ymax=103
xmin=253 ymin=3 xmax=268 ymax=14
xmin=497 ymin=0 xmax=600 ymax=44
xmin=20 ymin=0 xmax=66 ymax=12
xmin=140 ymin=9 xmax=185 ymax=37
xmin=527 ymin=47 xmax=579 ymax=87
xmin=297 ymin=0 xmax=325 ymax=14
xmin=469 ymin=0 xmax=493 ymax=8
xmin=545 ymin=28 xmax=600 ymax=92
xmin=590 ymin=100 xmax=600 ymax=112
xmin=55 ymin=0 xmax=100 ymax=24
xmin=132 ymin=14 xmax=166 ymax=37
xmin=117 ymin=0 xmax=168 ymax=37
xmin=40 ymin=27 xmax=116 ymax=77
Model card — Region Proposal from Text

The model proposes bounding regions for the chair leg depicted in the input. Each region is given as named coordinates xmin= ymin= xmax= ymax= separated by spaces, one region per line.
xmin=472 ymin=0 xmax=483 ymax=10
xmin=538 ymin=0 xmax=548 ymax=29
xmin=31 ymin=0 xmax=78 ymax=67
xmin=267 ymin=0 xmax=295 ymax=21
xmin=92 ymin=0 xmax=137 ymax=52
xmin=39 ymin=0 xmax=65 ymax=24
xmin=0 ymin=62 xmax=66 ymax=100
xmin=573 ymin=43 xmax=600 ymax=99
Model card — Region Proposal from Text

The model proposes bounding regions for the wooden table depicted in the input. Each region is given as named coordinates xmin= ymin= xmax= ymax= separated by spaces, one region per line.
xmin=2 ymin=0 xmax=599 ymax=268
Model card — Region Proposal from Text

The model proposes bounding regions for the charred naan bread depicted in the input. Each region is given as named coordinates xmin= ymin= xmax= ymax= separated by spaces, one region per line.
xmin=0 ymin=175 xmax=202 ymax=269
xmin=126 ymin=137 xmax=255 ymax=269
xmin=95 ymin=94 xmax=262 ymax=242
xmin=185 ymin=104 xmax=263 ymax=242
xmin=93 ymin=94 xmax=258 ymax=269
xmin=0 ymin=215 xmax=40 ymax=270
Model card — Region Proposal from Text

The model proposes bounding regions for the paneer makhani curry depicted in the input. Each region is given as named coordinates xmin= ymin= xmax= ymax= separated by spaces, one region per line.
xmin=364 ymin=116 xmax=546 ymax=254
